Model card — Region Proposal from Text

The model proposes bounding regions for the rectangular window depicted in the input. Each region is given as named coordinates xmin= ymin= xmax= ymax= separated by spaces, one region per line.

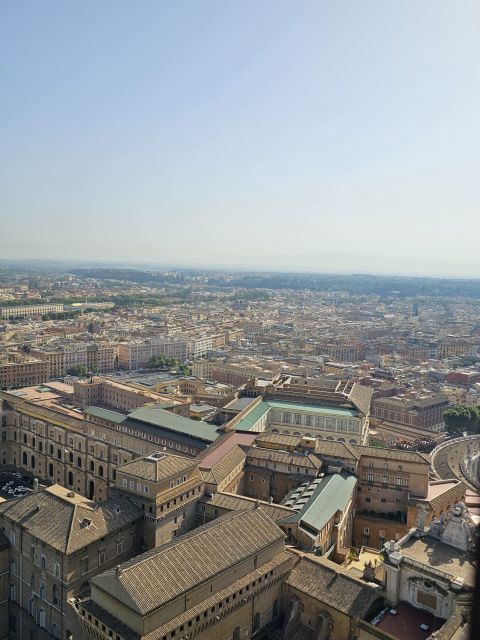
xmin=80 ymin=558 xmax=89 ymax=575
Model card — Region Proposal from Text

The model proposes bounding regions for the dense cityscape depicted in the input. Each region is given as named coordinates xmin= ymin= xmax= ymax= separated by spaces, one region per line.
xmin=0 ymin=262 xmax=477 ymax=640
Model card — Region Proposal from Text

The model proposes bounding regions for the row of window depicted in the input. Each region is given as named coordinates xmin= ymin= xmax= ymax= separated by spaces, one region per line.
xmin=270 ymin=412 xmax=359 ymax=432
xmin=82 ymin=571 xmax=276 ymax=640
xmin=365 ymin=473 xmax=408 ymax=486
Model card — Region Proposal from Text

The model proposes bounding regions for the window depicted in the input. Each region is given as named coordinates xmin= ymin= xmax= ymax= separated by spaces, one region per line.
xmin=53 ymin=562 xmax=60 ymax=578
xmin=80 ymin=558 xmax=89 ymax=575
xmin=367 ymin=473 xmax=374 ymax=483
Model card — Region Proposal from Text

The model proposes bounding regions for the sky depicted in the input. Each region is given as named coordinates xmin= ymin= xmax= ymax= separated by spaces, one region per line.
xmin=1 ymin=1 xmax=479 ymax=276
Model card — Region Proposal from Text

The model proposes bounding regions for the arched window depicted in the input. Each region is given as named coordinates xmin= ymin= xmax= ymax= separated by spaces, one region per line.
xmin=77 ymin=457 xmax=82 ymax=468
xmin=253 ymin=612 xmax=261 ymax=632
xmin=233 ymin=627 xmax=241 ymax=640
xmin=48 ymin=463 xmax=54 ymax=477
xmin=68 ymin=471 xmax=74 ymax=486
xmin=31 ymin=455 xmax=36 ymax=469
xmin=38 ymin=441 xmax=43 ymax=452
xmin=98 ymin=465 xmax=104 ymax=478
xmin=90 ymin=461 xmax=94 ymax=472
xmin=88 ymin=481 xmax=95 ymax=500
xmin=22 ymin=452 xmax=27 ymax=466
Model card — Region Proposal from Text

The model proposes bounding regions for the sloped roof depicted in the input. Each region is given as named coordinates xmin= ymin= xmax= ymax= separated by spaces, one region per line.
xmin=353 ymin=445 xmax=431 ymax=464
xmin=91 ymin=509 xmax=285 ymax=615
xmin=0 ymin=485 xmax=140 ymax=554
xmin=200 ymin=491 xmax=295 ymax=522
xmin=126 ymin=405 xmax=220 ymax=443
xmin=286 ymin=555 xmax=381 ymax=617
xmin=117 ymin=453 xmax=197 ymax=483
xmin=280 ymin=472 xmax=357 ymax=534
xmin=200 ymin=445 xmax=246 ymax=485
xmin=245 ymin=446 xmax=322 ymax=469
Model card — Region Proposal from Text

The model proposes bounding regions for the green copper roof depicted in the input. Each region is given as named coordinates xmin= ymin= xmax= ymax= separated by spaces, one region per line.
xmin=127 ymin=405 xmax=220 ymax=443
xmin=280 ymin=472 xmax=357 ymax=536
xmin=85 ymin=406 xmax=126 ymax=424
xmin=233 ymin=401 xmax=271 ymax=431
xmin=267 ymin=400 xmax=357 ymax=418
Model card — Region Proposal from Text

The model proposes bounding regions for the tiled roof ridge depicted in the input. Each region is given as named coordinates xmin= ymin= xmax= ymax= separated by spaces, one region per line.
xmin=65 ymin=502 xmax=81 ymax=553
xmin=118 ymin=509 xmax=259 ymax=577
xmin=300 ymin=554 xmax=371 ymax=587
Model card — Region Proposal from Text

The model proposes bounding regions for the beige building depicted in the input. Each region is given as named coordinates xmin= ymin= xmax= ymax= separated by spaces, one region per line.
xmin=0 ymin=484 xmax=140 ymax=640
xmin=113 ymin=452 xmax=204 ymax=548
xmin=353 ymin=446 xmax=431 ymax=549
xmin=73 ymin=377 xmax=190 ymax=415
xmin=0 ymin=352 xmax=50 ymax=389
xmin=283 ymin=554 xmax=384 ymax=640
xmin=30 ymin=347 xmax=66 ymax=378
xmin=74 ymin=508 xmax=293 ymax=640
xmin=0 ymin=304 xmax=64 ymax=319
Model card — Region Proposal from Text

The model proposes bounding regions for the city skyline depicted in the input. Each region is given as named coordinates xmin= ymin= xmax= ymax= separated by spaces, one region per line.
xmin=1 ymin=1 xmax=479 ymax=276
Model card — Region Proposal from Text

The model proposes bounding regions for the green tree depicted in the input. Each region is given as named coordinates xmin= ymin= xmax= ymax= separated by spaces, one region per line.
xmin=444 ymin=405 xmax=480 ymax=438
xmin=66 ymin=365 xmax=88 ymax=377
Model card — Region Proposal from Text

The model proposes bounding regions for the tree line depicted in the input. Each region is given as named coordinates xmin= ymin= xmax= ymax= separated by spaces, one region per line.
xmin=444 ymin=405 xmax=480 ymax=437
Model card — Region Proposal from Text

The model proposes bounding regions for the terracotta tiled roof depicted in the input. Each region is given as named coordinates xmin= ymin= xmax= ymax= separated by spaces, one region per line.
xmin=200 ymin=445 xmax=246 ymax=485
xmin=286 ymin=555 xmax=381 ymax=617
xmin=245 ymin=446 xmax=322 ymax=469
xmin=91 ymin=508 xmax=285 ymax=615
xmin=118 ymin=453 xmax=196 ymax=482
xmin=200 ymin=491 xmax=295 ymax=522
xmin=0 ymin=485 xmax=140 ymax=554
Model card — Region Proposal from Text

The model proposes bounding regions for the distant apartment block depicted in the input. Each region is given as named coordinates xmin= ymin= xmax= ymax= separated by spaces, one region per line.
xmin=0 ymin=353 xmax=50 ymax=388
xmin=0 ymin=304 xmax=64 ymax=319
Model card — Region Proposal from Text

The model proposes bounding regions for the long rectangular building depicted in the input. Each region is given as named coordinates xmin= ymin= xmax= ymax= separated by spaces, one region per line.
xmin=74 ymin=508 xmax=293 ymax=640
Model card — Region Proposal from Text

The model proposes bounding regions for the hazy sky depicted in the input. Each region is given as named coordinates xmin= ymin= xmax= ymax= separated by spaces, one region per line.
xmin=1 ymin=1 xmax=479 ymax=276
